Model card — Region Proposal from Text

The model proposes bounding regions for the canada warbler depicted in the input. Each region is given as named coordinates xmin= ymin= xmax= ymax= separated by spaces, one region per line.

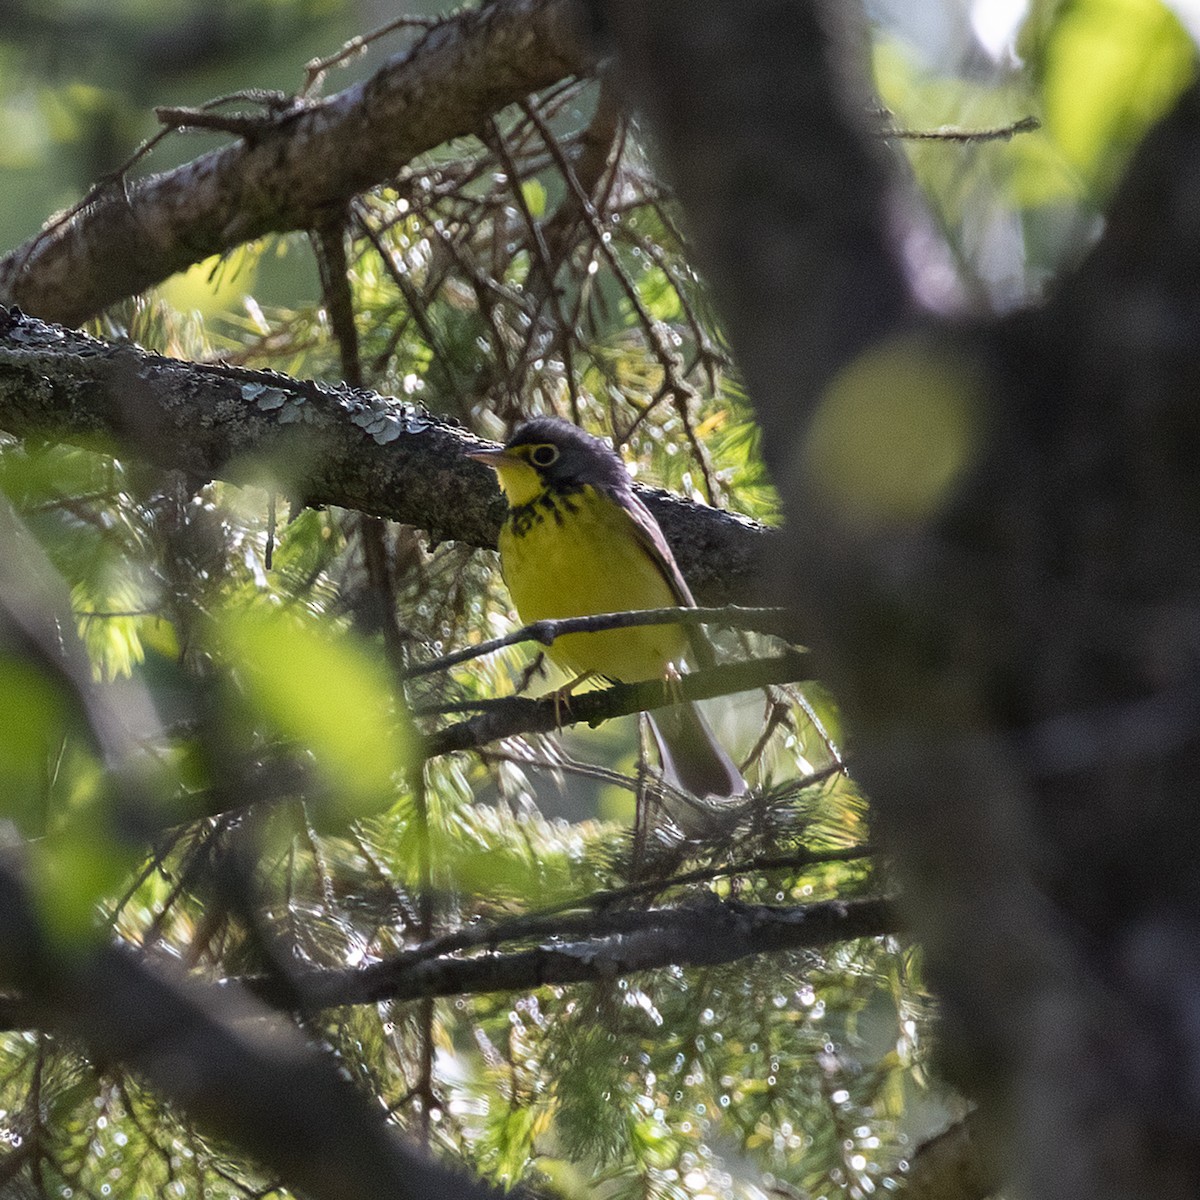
xmin=468 ymin=417 xmax=747 ymax=803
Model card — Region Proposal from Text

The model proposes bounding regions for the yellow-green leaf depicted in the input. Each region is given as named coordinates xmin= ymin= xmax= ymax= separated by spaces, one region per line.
xmin=222 ymin=607 xmax=414 ymax=819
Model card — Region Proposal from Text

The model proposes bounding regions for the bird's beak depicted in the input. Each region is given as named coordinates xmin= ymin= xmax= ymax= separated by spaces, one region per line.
xmin=466 ymin=443 xmax=541 ymax=503
xmin=465 ymin=445 xmax=517 ymax=469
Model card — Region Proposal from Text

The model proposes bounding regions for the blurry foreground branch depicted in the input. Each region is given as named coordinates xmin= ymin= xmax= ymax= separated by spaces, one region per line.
xmin=600 ymin=0 xmax=1200 ymax=1196
xmin=0 ymin=862 xmax=502 ymax=1200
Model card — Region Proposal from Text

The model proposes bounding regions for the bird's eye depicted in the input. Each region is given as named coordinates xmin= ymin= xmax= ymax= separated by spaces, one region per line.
xmin=530 ymin=444 xmax=559 ymax=468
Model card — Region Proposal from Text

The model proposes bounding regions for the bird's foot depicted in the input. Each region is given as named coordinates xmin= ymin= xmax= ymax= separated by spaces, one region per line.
xmin=548 ymin=672 xmax=596 ymax=727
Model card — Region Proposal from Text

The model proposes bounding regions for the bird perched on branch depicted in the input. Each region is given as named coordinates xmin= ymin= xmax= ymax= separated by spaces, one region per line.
xmin=468 ymin=417 xmax=747 ymax=812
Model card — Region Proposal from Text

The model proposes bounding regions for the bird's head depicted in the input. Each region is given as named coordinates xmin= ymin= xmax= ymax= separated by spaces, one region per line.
xmin=467 ymin=418 xmax=629 ymax=506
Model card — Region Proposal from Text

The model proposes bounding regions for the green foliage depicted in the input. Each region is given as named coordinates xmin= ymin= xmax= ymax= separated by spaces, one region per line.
xmin=218 ymin=605 xmax=414 ymax=822
xmin=9 ymin=2 xmax=1150 ymax=1197
xmin=1022 ymin=0 xmax=1196 ymax=197
xmin=0 ymin=651 xmax=66 ymax=827
xmin=0 ymin=1041 xmax=276 ymax=1200
xmin=873 ymin=0 xmax=1196 ymax=308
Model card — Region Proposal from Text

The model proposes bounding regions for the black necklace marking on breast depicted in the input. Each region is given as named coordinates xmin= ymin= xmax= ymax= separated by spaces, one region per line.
xmin=507 ymin=483 xmax=586 ymax=538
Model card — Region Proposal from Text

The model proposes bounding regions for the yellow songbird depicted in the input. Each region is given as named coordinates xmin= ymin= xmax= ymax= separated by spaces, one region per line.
xmin=468 ymin=417 xmax=747 ymax=806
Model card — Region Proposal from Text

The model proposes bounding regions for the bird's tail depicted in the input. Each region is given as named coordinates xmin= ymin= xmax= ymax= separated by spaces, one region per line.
xmin=648 ymin=700 xmax=748 ymax=819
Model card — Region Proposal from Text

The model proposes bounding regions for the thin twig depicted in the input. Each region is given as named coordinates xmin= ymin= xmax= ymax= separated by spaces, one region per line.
xmin=884 ymin=114 xmax=1041 ymax=143
xmin=519 ymin=97 xmax=694 ymax=404
xmin=405 ymin=604 xmax=795 ymax=678
xmin=354 ymin=199 xmax=471 ymax=408
xmin=478 ymin=745 xmax=641 ymax=793
xmin=311 ymin=213 xmax=361 ymax=384
xmin=302 ymin=15 xmax=444 ymax=96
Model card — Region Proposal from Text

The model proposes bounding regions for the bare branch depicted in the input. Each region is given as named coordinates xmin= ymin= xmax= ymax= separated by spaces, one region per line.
xmin=405 ymin=604 xmax=796 ymax=678
xmin=422 ymin=650 xmax=809 ymax=759
xmin=242 ymin=896 xmax=899 ymax=1008
xmin=0 ymin=0 xmax=594 ymax=325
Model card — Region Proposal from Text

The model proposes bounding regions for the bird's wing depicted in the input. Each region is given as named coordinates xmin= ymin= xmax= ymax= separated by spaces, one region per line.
xmin=616 ymin=487 xmax=716 ymax=670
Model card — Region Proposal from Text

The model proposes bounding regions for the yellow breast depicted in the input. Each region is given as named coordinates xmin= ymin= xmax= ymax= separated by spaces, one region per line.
xmin=498 ymin=485 xmax=688 ymax=682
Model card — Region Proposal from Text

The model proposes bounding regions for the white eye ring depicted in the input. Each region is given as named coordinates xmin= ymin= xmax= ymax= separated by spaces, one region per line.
xmin=530 ymin=444 xmax=559 ymax=467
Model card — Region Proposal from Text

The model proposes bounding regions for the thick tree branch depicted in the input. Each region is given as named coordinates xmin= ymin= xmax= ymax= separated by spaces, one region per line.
xmin=0 ymin=307 xmax=773 ymax=604
xmin=242 ymin=896 xmax=898 ymax=1008
xmin=0 ymin=0 xmax=594 ymax=326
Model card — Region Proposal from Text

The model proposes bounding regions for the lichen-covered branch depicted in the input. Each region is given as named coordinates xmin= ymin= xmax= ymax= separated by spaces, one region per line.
xmin=0 ymin=307 xmax=774 ymax=603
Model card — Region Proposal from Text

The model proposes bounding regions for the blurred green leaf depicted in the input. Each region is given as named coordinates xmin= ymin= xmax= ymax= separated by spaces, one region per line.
xmin=0 ymin=652 xmax=64 ymax=831
xmin=29 ymin=818 xmax=130 ymax=948
xmin=221 ymin=606 xmax=414 ymax=819
xmin=1028 ymin=0 xmax=1196 ymax=197
xmin=803 ymin=338 xmax=983 ymax=529
xmin=521 ymin=178 xmax=547 ymax=219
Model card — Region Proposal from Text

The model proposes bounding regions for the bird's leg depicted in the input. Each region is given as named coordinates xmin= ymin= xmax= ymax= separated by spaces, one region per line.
xmin=663 ymin=661 xmax=686 ymax=705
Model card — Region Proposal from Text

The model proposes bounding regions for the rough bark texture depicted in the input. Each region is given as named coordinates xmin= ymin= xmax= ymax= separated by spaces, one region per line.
xmin=599 ymin=1 xmax=1200 ymax=1198
xmin=897 ymin=1112 xmax=997 ymax=1200
xmin=0 ymin=307 xmax=774 ymax=605
xmin=0 ymin=0 xmax=593 ymax=326
xmin=245 ymin=896 xmax=897 ymax=1008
